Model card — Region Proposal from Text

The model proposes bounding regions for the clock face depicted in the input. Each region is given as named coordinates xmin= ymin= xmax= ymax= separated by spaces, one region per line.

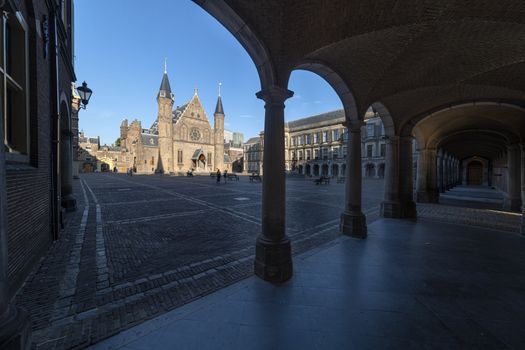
xmin=190 ymin=128 xmax=201 ymax=141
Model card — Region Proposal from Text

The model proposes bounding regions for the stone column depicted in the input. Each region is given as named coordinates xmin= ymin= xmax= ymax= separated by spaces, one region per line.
xmin=505 ymin=144 xmax=522 ymax=211
xmin=254 ymin=87 xmax=293 ymax=283
xmin=381 ymin=136 xmax=417 ymax=218
xmin=61 ymin=128 xmax=76 ymax=211
xmin=437 ymin=150 xmax=444 ymax=193
xmin=416 ymin=148 xmax=439 ymax=203
xmin=340 ymin=124 xmax=367 ymax=238
xmin=520 ymin=143 xmax=525 ymax=235
xmin=0 ymin=107 xmax=31 ymax=348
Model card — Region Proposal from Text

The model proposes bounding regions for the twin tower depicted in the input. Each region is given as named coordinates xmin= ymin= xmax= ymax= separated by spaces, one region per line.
xmin=155 ymin=64 xmax=225 ymax=174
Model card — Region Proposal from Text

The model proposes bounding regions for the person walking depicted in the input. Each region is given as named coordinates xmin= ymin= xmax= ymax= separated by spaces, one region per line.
xmin=223 ymin=169 xmax=228 ymax=183
xmin=216 ymin=169 xmax=221 ymax=183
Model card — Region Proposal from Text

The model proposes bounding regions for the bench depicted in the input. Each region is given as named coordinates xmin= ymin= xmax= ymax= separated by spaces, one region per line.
xmin=314 ymin=176 xmax=330 ymax=185
xmin=249 ymin=174 xmax=262 ymax=182
xmin=227 ymin=173 xmax=239 ymax=181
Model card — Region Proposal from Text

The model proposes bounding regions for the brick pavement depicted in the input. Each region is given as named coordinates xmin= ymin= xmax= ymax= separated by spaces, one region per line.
xmin=13 ymin=174 xmax=521 ymax=349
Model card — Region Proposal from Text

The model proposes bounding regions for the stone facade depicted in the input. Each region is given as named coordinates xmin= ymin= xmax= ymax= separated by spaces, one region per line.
xmin=114 ymin=72 xmax=227 ymax=174
xmin=245 ymin=108 xmax=387 ymax=177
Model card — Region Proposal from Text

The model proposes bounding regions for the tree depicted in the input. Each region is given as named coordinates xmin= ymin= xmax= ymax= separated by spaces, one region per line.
xmin=115 ymin=138 xmax=121 ymax=147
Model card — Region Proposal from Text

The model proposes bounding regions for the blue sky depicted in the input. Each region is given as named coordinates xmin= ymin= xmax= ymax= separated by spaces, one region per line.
xmin=75 ymin=0 xmax=342 ymax=145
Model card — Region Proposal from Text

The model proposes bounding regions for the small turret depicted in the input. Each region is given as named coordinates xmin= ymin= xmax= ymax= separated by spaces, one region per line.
xmin=120 ymin=119 xmax=128 ymax=148
xmin=157 ymin=59 xmax=174 ymax=173
xmin=214 ymin=83 xmax=225 ymax=171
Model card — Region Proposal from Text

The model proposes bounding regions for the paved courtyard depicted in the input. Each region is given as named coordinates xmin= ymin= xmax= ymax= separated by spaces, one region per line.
xmin=13 ymin=174 xmax=523 ymax=349
xmin=15 ymin=174 xmax=386 ymax=349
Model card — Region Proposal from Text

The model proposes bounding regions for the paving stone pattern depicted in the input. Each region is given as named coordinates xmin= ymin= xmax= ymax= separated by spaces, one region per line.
xmin=13 ymin=175 xmax=521 ymax=349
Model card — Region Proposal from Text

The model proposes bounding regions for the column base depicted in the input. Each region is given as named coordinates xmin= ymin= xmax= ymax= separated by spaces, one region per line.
xmin=340 ymin=211 xmax=367 ymax=239
xmin=416 ymin=191 xmax=439 ymax=203
xmin=254 ymin=236 xmax=293 ymax=283
xmin=61 ymin=194 xmax=77 ymax=212
xmin=380 ymin=200 xmax=417 ymax=219
xmin=503 ymin=198 xmax=521 ymax=212
xmin=0 ymin=305 xmax=31 ymax=350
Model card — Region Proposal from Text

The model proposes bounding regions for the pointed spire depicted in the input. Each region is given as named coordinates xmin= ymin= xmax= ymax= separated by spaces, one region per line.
xmin=158 ymin=60 xmax=172 ymax=99
xmin=215 ymin=83 xmax=224 ymax=115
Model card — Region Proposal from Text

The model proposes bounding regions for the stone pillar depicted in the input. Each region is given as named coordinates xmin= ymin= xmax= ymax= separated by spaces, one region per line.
xmin=340 ymin=124 xmax=367 ymax=238
xmin=520 ymin=143 xmax=525 ymax=235
xmin=254 ymin=87 xmax=293 ymax=283
xmin=437 ymin=150 xmax=445 ymax=192
xmin=505 ymin=144 xmax=522 ymax=211
xmin=0 ymin=108 xmax=31 ymax=348
xmin=416 ymin=148 xmax=439 ymax=203
xmin=380 ymin=136 xmax=417 ymax=218
xmin=61 ymin=128 xmax=76 ymax=211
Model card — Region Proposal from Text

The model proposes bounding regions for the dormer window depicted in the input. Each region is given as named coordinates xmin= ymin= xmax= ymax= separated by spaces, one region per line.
xmin=159 ymin=91 xmax=166 ymax=98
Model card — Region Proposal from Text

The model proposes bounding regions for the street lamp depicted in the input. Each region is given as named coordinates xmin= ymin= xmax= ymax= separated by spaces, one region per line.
xmin=76 ymin=81 xmax=93 ymax=109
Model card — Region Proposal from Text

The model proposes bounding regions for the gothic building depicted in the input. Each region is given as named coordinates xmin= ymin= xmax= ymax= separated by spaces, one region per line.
xmin=118 ymin=68 xmax=226 ymax=174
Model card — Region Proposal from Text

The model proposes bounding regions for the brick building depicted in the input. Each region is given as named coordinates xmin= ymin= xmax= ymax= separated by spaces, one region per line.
xmin=0 ymin=0 xmax=78 ymax=347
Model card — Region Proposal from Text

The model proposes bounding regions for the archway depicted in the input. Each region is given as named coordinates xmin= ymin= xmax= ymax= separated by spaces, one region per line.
xmin=467 ymin=161 xmax=483 ymax=186
xmin=378 ymin=163 xmax=385 ymax=178
xmin=298 ymin=164 xmax=303 ymax=175
xmin=321 ymin=164 xmax=329 ymax=176
xmin=332 ymin=164 xmax=339 ymax=177
xmin=305 ymin=164 xmax=311 ymax=176
xmin=313 ymin=164 xmax=320 ymax=176
xmin=365 ymin=163 xmax=375 ymax=178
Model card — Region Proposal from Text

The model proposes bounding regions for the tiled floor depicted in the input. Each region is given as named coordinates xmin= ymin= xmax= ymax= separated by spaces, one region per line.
xmin=91 ymin=218 xmax=525 ymax=350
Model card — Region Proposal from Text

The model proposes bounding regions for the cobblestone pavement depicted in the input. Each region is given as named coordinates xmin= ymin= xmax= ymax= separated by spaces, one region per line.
xmin=15 ymin=174 xmax=385 ymax=349
xmin=14 ymin=175 xmax=522 ymax=349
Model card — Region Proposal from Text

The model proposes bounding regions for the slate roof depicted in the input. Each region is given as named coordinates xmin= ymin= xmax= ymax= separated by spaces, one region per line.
xmin=285 ymin=109 xmax=345 ymax=130
xmin=158 ymin=72 xmax=172 ymax=98
xmin=245 ymin=136 xmax=261 ymax=144
xmin=191 ymin=149 xmax=204 ymax=160
xmin=224 ymin=154 xmax=232 ymax=163
xmin=141 ymin=134 xmax=158 ymax=147
xmin=215 ymin=96 xmax=224 ymax=114
xmin=149 ymin=103 xmax=189 ymax=134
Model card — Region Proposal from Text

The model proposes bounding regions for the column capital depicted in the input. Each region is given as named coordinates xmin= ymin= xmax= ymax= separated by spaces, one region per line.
xmin=256 ymin=86 xmax=294 ymax=106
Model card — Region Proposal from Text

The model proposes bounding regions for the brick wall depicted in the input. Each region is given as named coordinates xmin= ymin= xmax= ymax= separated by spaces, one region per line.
xmin=6 ymin=0 xmax=76 ymax=296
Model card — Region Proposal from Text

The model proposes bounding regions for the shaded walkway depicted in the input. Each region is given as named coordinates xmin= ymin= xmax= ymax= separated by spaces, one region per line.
xmin=439 ymin=186 xmax=505 ymax=211
xmin=91 ymin=218 xmax=525 ymax=349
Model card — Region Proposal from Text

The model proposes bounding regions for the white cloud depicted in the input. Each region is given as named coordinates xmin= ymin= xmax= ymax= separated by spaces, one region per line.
xmin=239 ymin=114 xmax=256 ymax=119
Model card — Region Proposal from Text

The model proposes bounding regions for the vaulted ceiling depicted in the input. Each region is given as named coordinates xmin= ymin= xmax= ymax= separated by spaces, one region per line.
xmin=194 ymin=0 xmax=525 ymax=138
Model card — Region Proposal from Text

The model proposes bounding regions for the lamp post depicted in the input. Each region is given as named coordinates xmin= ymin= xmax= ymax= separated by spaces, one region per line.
xmin=76 ymin=81 xmax=92 ymax=109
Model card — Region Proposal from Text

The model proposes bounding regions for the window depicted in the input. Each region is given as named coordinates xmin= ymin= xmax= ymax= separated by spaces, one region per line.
xmin=367 ymin=144 xmax=373 ymax=158
xmin=151 ymin=157 xmax=154 ymax=165
xmin=297 ymin=135 xmax=303 ymax=146
xmin=207 ymin=152 xmax=212 ymax=166
xmin=333 ymin=147 xmax=339 ymax=159
xmin=1 ymin=10 xmax=30 ymax=160
xmin=292 ymin=137 xmax=296 ymax=146
xmin=314 ymin=149 xmax=319 ymax=159
xmin=306 ymin=150 xmax=311 ymax=160
xmin=332 ymin=129 xmax=339 ymax=142
xmin=322 ymin=147 xmax=328 ymax=160
xmin=322 ymin=131 xmax=328 ymax=143
xmin=305 ymin=134 xmax=311 ymax=144
xmin=177 ymin=150 xmax=183 ymax=164
xmin=366 ymin=124 xmax=374 ymax=137
xmin=313 ymin=133 xmax=319 ymax=144
xmin=298 ymin=150 xmax=303 ymax=160
xmin=380 ymin=143 xmax=386 ymax=157
xmin=343 ymin=146 xmax=347 ymax=156
xmin=190 ymin=128 xmax=201 ymax=141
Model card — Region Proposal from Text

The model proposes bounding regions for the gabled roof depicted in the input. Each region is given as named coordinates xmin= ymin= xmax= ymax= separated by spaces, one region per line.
xmin=191 ymin=149 xmax=204 ymax=160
